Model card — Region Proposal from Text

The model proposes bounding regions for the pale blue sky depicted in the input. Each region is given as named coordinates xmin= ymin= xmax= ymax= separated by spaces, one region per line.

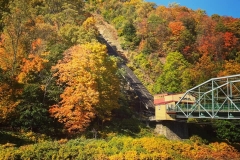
xmin=147 ymin=0 xmax=240 ymax=18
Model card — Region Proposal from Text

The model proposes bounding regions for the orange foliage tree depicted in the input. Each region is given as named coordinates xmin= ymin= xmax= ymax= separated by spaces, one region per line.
xmin=0 ymin=35 xmax=23 ymax=123
xmin=218 ymin=60 xmax=240 ymax=77
xmin=190 ymin=54 xmax=220 ymax=85
xmin=168 ymin=21 xmax=185 ymax=36
xmin=49 ymin=42 xmax=120 ymax=133
xmin=0 ymin=0 xmax=46 ymax=124
xmin=17 ymin=52 xmax=49 ymax=84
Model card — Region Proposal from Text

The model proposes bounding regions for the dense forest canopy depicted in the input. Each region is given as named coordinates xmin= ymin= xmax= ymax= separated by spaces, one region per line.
xmin=87 ymin=0 xmax=240 ymax=94
xmin=0 ymin=0 xmax=122 ymax=135
xmin=0 ymin=0 xmax=240 ymax=145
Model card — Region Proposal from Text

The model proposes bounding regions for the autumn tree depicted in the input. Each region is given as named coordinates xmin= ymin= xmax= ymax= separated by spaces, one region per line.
xmin=168 ymin=21 xmax=185 ymax=36
xmin=218 ymin=60 xmax=240 ymax=77
xmin=1 ymin=0 xmax=31 ymax=78
xmin=137 ymin=13 xmax=168 ymax=54
xmin=0 ymin=79 xmax=20 ymax=124
xmin=58 ymin=16 xmax=99 ymax=46
xmin=0 ymin=0 xmax=31 ymax=124
xmin=0 ymin=0 xmax=92 ymax=131
xmin=222 ymin=32 xmax=238 ymax=60
xmin=136 ymin=1 xmax=155 ymax=19
xmin=50 ymin=42 xmax=120 ymax=134
xmin=163 ymin=21 xmax=186 ymax=54
xmin=190 ymin=54 xmax=220 ymax=85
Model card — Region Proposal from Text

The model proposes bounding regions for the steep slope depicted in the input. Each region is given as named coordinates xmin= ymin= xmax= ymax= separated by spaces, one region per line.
xmin=94 ymin=14 xmax=155 ymax=116
xmin=94 ymin=14 xmax=125 ymax=55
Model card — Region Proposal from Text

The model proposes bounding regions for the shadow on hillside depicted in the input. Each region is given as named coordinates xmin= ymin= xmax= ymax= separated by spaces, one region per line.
xmin=0 ymin=131 xmax=33 ymax=147
xmin=97 ymin=35 xmax=128 ymax=62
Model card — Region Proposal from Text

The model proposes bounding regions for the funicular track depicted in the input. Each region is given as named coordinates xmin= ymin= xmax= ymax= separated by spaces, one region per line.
xmin=98 ymin=35 xmax=155 ymax=117
xmin=94 ymin=14 xmax=155 ymax=117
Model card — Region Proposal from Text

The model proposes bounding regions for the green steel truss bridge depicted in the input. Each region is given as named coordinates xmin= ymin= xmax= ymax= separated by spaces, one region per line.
xmin=173 ymin=74 xmax=240 ymax=119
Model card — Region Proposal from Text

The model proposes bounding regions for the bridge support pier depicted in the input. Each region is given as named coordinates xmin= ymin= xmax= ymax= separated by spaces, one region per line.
xmin=154 ymin=121 xmax=188 ymax=140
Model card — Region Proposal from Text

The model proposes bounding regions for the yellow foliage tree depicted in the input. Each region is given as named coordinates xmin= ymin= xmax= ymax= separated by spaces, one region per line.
xmin=82 ymin=17 xmax=96 ymax=30
xmin=124 ymin=0 xmax=142 ymax=5
xmin=218 ymin=60 xmax=240 ymax=77
xmin=50 ymin=42 xmax=120 ymax=133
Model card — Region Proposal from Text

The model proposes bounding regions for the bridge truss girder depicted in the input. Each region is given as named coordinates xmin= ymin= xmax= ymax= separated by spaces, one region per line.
xmin=175 ymin=74 xmax=240 ymax=119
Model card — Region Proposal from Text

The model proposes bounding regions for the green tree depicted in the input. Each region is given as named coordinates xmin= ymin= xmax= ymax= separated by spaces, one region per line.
xmin=121 ymin=21 xmax=140 ymax=49
xmin=154 ymin=51 xmax=189 ymax=93
xmin=213 ymin=120 xmax=240 ymax=142
xmin=0 ymin=0 xmax=10 ymax=32
xmin=14 ymin=84 xmax=51 ymax=132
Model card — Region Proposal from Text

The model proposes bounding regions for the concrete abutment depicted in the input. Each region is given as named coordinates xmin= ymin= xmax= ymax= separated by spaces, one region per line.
xmin=154 ymin=121 xmax=188 ymax=140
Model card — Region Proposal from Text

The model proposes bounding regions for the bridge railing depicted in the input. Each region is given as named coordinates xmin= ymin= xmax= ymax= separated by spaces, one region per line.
xmin=172 ymin=103 xmax=240 ymax=112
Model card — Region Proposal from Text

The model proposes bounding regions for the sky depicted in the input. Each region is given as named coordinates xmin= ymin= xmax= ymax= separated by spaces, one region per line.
xmin=147 ymin=0 xmax=240 ymax=18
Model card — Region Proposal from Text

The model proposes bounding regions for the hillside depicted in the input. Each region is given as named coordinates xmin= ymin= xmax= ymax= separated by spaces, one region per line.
xmin=0 ymin=1 xmax=240 ymax=159
xmin=88 ymin=0 xmax=240 ymax=94
xmin=94 ymin=14 xmax=126 ymax=55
